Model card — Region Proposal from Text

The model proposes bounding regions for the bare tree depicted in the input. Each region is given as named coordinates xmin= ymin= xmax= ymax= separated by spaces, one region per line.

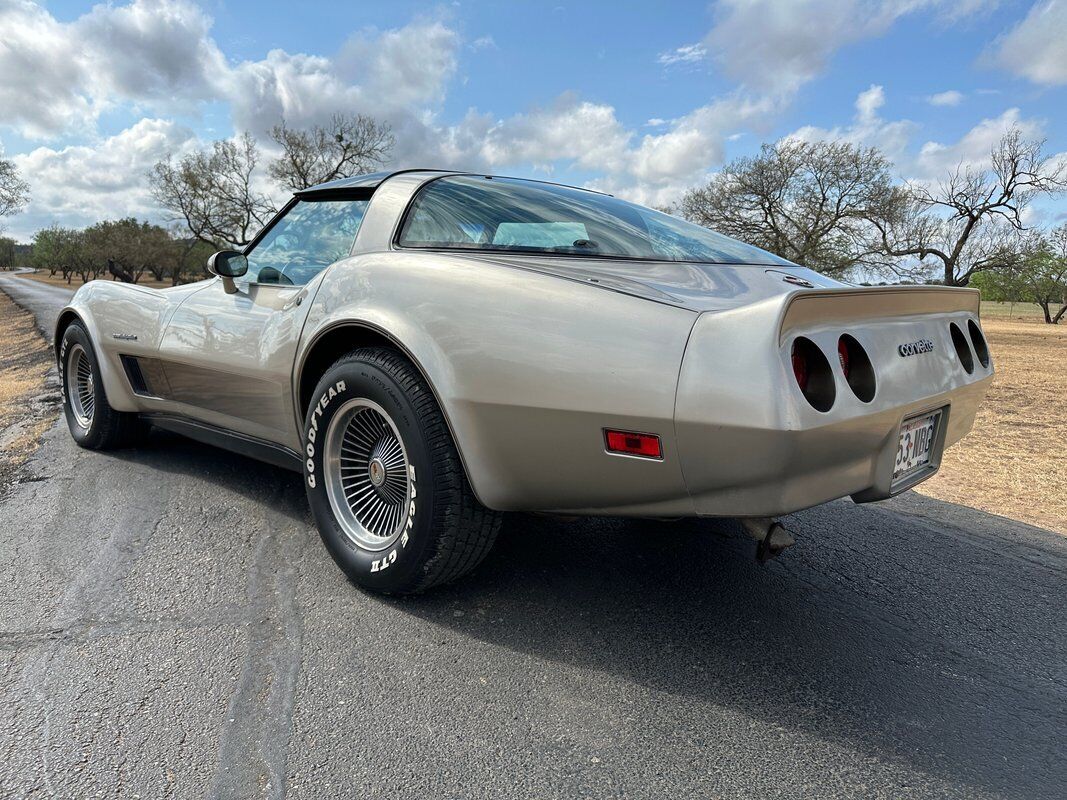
xmin=149 ymin=133 xmax=276 ymax=250
xmin=0 ymin=157 xmax=29 ymax=221
xmin=268 ymin=114 xmax=394 ymax=191
xmin=871 ymin=128 xmax=1066 ymax=286
xmin=678 ymin=140 xmax=902 ymax=278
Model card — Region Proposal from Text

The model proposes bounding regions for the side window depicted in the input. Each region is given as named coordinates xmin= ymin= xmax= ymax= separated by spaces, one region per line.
xmin=245 ymin=198 xmax=369 ymax=286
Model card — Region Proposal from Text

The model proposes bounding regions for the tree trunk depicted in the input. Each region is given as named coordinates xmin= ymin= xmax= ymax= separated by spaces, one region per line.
xmin=107 ymin=258 xmax=136 ymax=283
xmin=1053 ymin=304 xmax=1067 ymax=325
xmin=1038 ymin=300 xmax=1053 ymax=324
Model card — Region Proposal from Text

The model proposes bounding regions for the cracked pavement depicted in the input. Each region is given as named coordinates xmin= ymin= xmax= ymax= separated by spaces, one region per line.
xmin=0 ymin=273 xmax=1064 ymax=799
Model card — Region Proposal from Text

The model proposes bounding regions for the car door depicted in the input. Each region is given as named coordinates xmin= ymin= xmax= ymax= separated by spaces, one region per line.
xmin=156 ymin=195 xmax=370 ymax=450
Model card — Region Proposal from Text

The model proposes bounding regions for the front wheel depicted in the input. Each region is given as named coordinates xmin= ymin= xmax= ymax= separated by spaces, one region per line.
xmin=60 ymin=321 xmax=144 ymax=450
xmin=303 ymin=347 xmax=501 ymax=594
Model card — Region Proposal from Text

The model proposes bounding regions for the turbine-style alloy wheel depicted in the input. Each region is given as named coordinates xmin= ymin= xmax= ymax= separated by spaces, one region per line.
xmin=324 ymin=399 xmax=412 ymax=550
xmin=66 ymin=343 xmax=95 ymax=429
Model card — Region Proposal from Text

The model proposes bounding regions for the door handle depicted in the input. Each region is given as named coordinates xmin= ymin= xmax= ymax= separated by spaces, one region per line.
xmin=282 ymin=289 xmax=307 ymax=311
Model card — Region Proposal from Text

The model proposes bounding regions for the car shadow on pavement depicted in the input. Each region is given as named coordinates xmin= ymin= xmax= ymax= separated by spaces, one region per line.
xmin=103 ymin=430 xmax=1065 ymax=798
xmin=394 ymin=503 xmax=1066 ymax=798
xmin=105 ymin=428 xmax=312 ymax=526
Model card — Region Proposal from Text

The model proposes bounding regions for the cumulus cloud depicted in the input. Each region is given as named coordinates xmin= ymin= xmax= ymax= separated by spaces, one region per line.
xmin=0 ymin=0 xmax=225 ymax=137
xmin=702 ymin=0 xmax=926 ymax=95
xmin=912 ymin=107 xmax=1047 ymax=181
xmin=784 ymin=85 xmax=1059 ymax=189
xmin=789 ymin=84 xmax=916 ymax=165
xmin=992 ymin=0 xmax=1067 ymax=86
xmin=927 ymin=90 xmax=964 ymax=106
xmin=9 ymin=118 xmax=198 ymax=239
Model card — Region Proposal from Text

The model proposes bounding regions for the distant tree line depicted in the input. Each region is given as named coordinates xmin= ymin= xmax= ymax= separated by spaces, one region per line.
xmin=27 ymin=219 xmax=214 ymax=285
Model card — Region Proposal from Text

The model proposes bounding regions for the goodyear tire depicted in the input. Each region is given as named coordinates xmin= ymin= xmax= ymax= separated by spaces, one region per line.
xmin=60 ymin=321 xmax=144 ymax=450
xmin=304 ymin=347 xmax=502 ymax=594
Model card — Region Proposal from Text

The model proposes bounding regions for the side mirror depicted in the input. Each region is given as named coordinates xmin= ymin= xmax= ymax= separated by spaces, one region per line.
xmin=207 ymin=250 xmax=248 ymax=294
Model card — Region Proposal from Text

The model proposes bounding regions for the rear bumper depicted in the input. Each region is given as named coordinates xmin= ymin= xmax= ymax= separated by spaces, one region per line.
xmin=674 ymin=290 xmax=993 ymax=518
xmin=677 ymin=377 xmax=990 ymax=517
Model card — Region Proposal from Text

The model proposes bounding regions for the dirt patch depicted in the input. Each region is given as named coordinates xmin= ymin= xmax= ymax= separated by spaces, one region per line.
xmin=15 ymin=270 xmax=173 ymax=290
xmin=0 ymin=290 xmax=59 ymax=487
xmin=916 ymin=315 xmax=1067 ymax=534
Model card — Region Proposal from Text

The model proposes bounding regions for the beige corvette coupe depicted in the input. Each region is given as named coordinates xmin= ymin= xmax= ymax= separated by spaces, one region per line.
xmin=56 ymin=169 xmax=993 ymax=593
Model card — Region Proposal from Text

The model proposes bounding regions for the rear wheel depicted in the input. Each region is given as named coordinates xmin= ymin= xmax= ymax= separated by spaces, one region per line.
xmin=60 ymin=321 xmax=144 ymax=450
xmin=303 ymin=347 xmax=501 ymax=594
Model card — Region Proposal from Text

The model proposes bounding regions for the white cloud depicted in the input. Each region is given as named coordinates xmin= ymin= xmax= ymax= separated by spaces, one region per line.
xmin=470 ymin=35 xmax=497 ymax=51
xmin=912 ymin=107 xmax=1046 ymax=181
xmin=0 ymin=0 xmax=225 ymax=138
xmin=703 ymin=0 xmax=930 ymax=96
xmin=657 ymin=43 xmax=708 ymax=66
xmin=8 ymin=119 xmax=198 ymax=239
xmin=0 ymin=2 xmax=459 ymax=142
xmin=927 ymin=89 xmax=964 ymax=106
xmin=789 ymin=84 xmax=916 ymax=165
xmin=992 ymin=0 xmax=1067 ymax=86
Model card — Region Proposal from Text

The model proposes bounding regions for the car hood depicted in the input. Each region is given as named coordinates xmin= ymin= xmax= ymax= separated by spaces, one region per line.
xmin=470 ymin=254 xmax=847 ymax=312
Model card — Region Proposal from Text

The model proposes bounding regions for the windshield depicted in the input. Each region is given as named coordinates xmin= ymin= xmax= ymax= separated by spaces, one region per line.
xmin=398 ymin=175 xmax=793 ymax=266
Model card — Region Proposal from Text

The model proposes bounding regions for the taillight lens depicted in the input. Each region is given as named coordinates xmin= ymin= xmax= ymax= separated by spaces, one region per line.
xmin=838 ymin=334 xmax=876 ymax=402
xmin=604 ymin=429 xmax=662 ymax=459
xmin=792 ymin=347 xmax=809 ymax=392
xmin=837 ymin=338 xmax=850 ymax=378
xmin=791 ymin=337 xmax=835 ymax=412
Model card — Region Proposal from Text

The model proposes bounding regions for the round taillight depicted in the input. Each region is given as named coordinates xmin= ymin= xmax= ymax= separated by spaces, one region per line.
xmin=792 ymin=348 xmax=809 ymax=392
xmin=791 ymin=337 xmax=835 ymax=412
xmin=837 ymin=338 xmax=850 ymax=379
xmin=968 ymin=320 xmax=990 ymax=368
xmin=838 ymin=334 xmax=876 ymax=403
xmin=950 ymin=322 xmax=974 ymax=374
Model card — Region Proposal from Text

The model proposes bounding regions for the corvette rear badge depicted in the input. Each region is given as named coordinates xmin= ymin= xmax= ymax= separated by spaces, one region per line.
xmin=898 ymin=338 xmax=934 ymax=357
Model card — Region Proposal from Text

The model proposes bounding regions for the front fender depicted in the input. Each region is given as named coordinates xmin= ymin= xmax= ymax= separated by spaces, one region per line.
xmin=57 ymin=280 xmax=210 ymax=414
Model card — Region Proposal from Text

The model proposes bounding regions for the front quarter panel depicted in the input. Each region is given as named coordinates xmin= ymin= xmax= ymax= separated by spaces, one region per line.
xmin=299 ymin=253 xmax=698 ymax=514
xmin=57 ymin=280 xmax=211 ymax=413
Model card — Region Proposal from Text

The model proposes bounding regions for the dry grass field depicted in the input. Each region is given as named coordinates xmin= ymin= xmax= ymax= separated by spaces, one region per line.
xmin=916 ymin=304 xmax=1067 ymax=534
xmin=0 ymin=291 xmax=56 ymax=485
xmin=15 ymin=270 xmax=173 ymax=290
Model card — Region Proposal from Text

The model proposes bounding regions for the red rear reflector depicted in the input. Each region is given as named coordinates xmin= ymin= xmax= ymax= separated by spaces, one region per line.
xmin=604 ymin=429 xmax=662 ymax=459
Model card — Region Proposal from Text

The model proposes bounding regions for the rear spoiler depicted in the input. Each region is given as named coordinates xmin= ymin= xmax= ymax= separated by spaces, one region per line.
xmin=778 ymin=286 xmax=980 ymax=345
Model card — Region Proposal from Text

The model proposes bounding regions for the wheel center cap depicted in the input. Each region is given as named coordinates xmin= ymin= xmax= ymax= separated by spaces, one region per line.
xmin=368 ymin=458 xmax=386 ymax=487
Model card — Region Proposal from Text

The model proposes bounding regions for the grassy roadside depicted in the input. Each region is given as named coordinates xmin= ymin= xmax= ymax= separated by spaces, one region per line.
xmin=0 ymin=290 xmax=59 ymax=487
xmin=916 ymin=313 xmax=1067 ymax=534
xmin=14 ymin=270 xmax=174 ymax=290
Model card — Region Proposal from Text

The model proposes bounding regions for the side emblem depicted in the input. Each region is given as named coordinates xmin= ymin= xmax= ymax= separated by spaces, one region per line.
xmin=112 ymin=333 xmax=138 ymax=341
xmin=898 ymin=339 xmax=934 ymax=357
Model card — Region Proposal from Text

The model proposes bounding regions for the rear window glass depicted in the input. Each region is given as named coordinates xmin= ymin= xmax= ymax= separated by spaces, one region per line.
xmin=398 ymin=175 xmax=792 ymax=266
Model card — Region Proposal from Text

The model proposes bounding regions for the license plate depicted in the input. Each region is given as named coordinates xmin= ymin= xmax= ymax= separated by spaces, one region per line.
xmin=893 ymin=410 xmax=941 ymax=481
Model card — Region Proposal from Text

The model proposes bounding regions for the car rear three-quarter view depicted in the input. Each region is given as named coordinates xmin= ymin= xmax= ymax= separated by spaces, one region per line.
xmin=54 ymin=169 xmax=994 ymax=594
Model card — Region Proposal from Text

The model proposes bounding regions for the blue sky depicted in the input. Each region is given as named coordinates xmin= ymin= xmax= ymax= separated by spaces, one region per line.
xmin=2 ymin=0 xmax=1066 ymax=242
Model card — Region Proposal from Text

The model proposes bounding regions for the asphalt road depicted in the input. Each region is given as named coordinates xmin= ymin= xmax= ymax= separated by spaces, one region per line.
xmin=1 ymin=272 xmax=1064 ymax=799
